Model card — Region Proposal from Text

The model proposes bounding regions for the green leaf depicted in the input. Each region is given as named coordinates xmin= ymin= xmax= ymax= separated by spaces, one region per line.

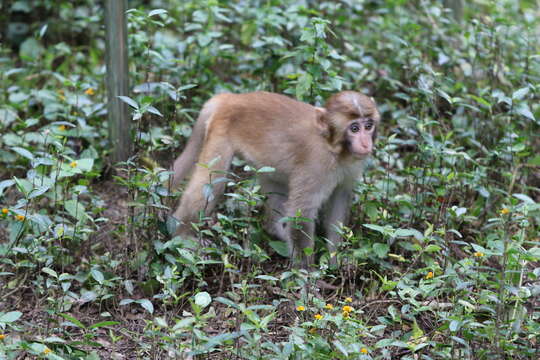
xmin=528 ymin=155 xmax=540 ymax=166
xmin=177 ymin=84 xmax=197 ymax=92
xmin=457 ymin=299 xmax=476 ymax=311
xmin=363 ymin=224 xmax=388 ymax=233
xmin=57 ymin=159 xmax=93 ymax=178
xmin=516 ymin=103 xmax=535 ymax=121
xmin=43 ymin=336 xmax=65 ymax=343
xmin=295 ymin=73 xmax=313 ymax=101
xmin=20 ymin=38 xmax=44 ymax=60
xmin=12 ymin=146 xmax=34 ymax=161
xmin=449 ymin=320 xmax=460 ymax=332
xmin=394 ymin=228 xmax=423 ymax=240
xmin=194 ymin=292 xmax=212 ymax=308
xmin=451 ymin=207 xmax=467 ymax=217
xmin=269 ymin=240 xmax=289 ymax=257
xmin=9 ymin=92 xmax=29 ymax=104
xmin=80 ymin=291 xmax=97 ymax=303
xmin=365 ymin=201 xmax=379 ymax=222
xmin=42 ymin=267 xmax=58 ymax=278
xmin=0 ymin=179 xmax=15 ymax=195
xmin=255 ymin=275 xmax=279 ymax=281
xmin=90 ymin=269 xmax=104 ymax=284
xmin=528 ymin=247 xmax=540 ymax=258
xmin=173 ymin=317 xmax=196 ymax=330
xmin=469 ymin=95 xmax=491 ymax=108
xmin=512 ymin=87 xmax=529 ymax=100
xmin=375 ymin=338 xmax=394 ymax=348
xmin=13 ymin=177 xmax=33 ymax=195
xmin=28 ymin=185 xmax=51 ymax=199
xmin=215 ymin=297 xmax=240 ymax=309
xmin=76 ymin=158 xmax=94 ymax=172
xmin=332 ymin=340 xmax=349 ymax=356
xmin=513 ymin=193 xmax=534 ymax=204
xmin=149 ymin=9 xmax=167 ymax=17
xmin=118 ymin=96 xmax=139 ymax=109
xmin=0 ymin=311 xmax=23 ymax=323
xmin=147 ymin=106 xmax=163 ymax=117
xmin=88 ymin=321 xmax=120 ymax=329
xmin=303 ymin=247 xmax=314 ymax=256
xmin=260 ymin=313 xmax=275 ymax=329
xmin=39 ymin=24 xmax=48 ymax=38
xmin=424 ymin=244 xmax=441 ymax=253
xmin=65 ymin=199 xmax=90 ymax=223
xmin=197 ymin=33 xmax=213 ymax=47
xmin=411 ymin=319 xmax=424 ymax=339
xmin=0 ymin=107 xmax=19 ymax=126
xmin=257 ymin=166 xmax=275 ymax=173
xmin=59 ymin=313 xmax=85 ymax=329
xmin=390 ymin=340 xmax=409 ymax=348
xmin=138 ymin=299 xmax=154 ymax=314
xmin=154 ymin=317 xmax=168 ymax=328
xmin=373 ymin=243 xmax=390 ymax=258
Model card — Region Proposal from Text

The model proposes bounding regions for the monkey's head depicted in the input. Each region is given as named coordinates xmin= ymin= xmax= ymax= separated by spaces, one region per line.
xmin=316 ymin=91 xmax=380 ymax=159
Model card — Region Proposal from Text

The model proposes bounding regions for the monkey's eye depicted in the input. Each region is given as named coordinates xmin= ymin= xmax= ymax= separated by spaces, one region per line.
xmin=349 ymin=123 xmax=360 ymax=133
xmin=365 ymin=120 xmax=374 ymax=131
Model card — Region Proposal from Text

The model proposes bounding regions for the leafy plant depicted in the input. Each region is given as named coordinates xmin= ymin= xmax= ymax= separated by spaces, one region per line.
xmin=0 ymin=0 xmax=539 ymax=359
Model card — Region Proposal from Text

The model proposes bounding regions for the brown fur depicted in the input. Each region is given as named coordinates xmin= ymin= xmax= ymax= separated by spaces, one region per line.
xmin=170 ymin=91 xmax=380 ymax=267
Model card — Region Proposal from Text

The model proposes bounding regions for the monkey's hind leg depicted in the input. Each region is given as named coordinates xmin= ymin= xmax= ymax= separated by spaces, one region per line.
xmin=172 ymin=135 xmax=234 ymax=238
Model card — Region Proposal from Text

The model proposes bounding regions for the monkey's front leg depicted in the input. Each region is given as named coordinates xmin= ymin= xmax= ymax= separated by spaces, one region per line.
xmin=323 ymin=185 xmax=353 ymax=266
xmin=286 ymin=207 xmax=317 ymax=268
xmin=285 ymin=181 xmax=324 ymax=267
xmin=260 ymin=178 xmax=289 ymax=243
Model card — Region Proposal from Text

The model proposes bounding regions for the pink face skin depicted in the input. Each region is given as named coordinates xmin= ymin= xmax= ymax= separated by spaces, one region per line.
xmin=346 ymin=118 xmax=375 ymax=158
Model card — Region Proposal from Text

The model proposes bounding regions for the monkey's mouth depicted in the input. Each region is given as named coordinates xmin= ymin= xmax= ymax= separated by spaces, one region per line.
xmin=351 ymin=151 xmax=371 ymax=159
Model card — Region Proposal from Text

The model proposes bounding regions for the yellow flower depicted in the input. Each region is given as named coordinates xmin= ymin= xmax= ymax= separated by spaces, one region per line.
xmin=43 ymin=347 xmax=52 ymax=354
xmin=426 ymin=271 xmax=434 ymax=279
xmin=58 ymin=125 xmax=66 ymax=131
xmin=0 ymin=334 xmax=5 ymax=340
xmin=360 ymin=347 xmax=368 ymax=354
xmin=15 ymin=214 xmax=25 ymax=221
xmin=345 ymin=297 xmax=353 ymax=303
xmin=342 ymin=305 xmax=353 ymax=313
xmin=70 ymin=161 xmax=77 ymax=168
xmin=296 ymin=305 xmax=305 ymax=312
xmin=84 ymin=88 xmax=95 ymax=96
xmin=474 ymin=251 xmax=484 ymax=257
xmin=500 ymin=208 xmax=510 ymax=215
xmin=314 ymin=314 xmax=323 ymax=320
xmin=325 ymin=303 xmax=334 ymax=310
xmin=1 ymin=208 xmax=8 ymax=215
xmin=342 ymin=311 xmax=350 ymax=318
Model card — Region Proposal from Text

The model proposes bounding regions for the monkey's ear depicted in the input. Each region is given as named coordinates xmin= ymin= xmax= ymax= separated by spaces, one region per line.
xmin=315 ymin=107 xmax=328 ymax=133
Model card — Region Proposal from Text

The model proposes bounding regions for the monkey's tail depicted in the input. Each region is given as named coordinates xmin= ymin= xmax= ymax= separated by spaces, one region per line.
xmin=170 ymin=101 xmax=215 ymax=189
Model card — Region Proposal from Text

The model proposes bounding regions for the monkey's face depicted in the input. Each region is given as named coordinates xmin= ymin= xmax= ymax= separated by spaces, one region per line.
xmin=345 ymin=117 xmax=376 ymax=158
xmin=319 ymin=91 xmax=380 ymax=158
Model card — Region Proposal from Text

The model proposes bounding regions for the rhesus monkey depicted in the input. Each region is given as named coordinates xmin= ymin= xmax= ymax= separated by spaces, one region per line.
xmin=170 ymin=91 xmax=379 ymax=267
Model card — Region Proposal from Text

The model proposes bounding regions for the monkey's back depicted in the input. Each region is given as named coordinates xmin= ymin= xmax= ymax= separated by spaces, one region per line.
xmin=204 ymin=92 xmax=332 ymax=177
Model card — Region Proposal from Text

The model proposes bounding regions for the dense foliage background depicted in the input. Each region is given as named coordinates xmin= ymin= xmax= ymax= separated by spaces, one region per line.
xmin=0 ymin=0 xmax=539 ymax=359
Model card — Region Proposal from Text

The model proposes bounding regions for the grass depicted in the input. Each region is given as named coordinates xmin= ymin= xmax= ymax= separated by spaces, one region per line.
xmin=0 ymin=0 xmax=539 ymax=359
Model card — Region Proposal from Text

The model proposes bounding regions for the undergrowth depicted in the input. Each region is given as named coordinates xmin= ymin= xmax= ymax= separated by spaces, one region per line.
xmin=0 ymin=0 xmax=539 ymax=359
